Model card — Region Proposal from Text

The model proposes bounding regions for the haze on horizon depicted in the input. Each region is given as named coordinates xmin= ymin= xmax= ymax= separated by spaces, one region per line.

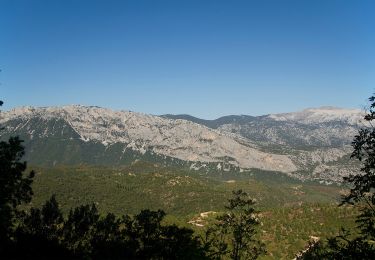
xmin=1 ymin=0 xmax=374 ymax=119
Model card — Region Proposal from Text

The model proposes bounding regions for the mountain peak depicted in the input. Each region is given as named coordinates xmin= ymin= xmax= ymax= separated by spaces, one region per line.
xmin=268 ymin=106 xmax=363 ymax=125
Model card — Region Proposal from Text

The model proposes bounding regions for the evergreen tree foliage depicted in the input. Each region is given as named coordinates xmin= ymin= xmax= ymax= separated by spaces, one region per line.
xmin=0 ymin=100 xmax=35 ymax=254
xmin=206 ymin=190 xmax=266 ymax=260
xmin=9 ymin=197 xmax=209 ymax=259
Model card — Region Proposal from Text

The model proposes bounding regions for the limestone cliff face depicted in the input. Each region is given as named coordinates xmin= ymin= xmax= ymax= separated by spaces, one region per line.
xmin=0 ymin=105 xmax=365 ymax=183
xmin=0 ymin=105 xmax=296 ymax=173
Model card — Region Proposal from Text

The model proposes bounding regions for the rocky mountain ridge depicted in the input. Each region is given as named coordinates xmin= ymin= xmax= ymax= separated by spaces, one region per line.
xmin=0 ymin=105 xmax=366 ymax=183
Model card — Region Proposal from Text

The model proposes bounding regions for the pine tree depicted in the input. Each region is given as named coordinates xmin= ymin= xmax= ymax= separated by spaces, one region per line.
xmin=207 ymin=190 xmax=266 ymax=260
xmin=0 ymin=100 xmax=35 ymax=252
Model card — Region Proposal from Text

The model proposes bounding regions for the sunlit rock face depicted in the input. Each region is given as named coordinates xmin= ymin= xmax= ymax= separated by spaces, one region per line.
xmin=0 ymin=105 xmax=365 ymax=183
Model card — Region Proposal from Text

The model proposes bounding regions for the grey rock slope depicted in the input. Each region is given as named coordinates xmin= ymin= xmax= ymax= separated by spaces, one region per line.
xmin=0 ymin=106 xmax=365 ymax=183
xmin=0 ymin=106 xmax=295 ymax=173
xmin=164 ymin=107 xmax=365 ymax=183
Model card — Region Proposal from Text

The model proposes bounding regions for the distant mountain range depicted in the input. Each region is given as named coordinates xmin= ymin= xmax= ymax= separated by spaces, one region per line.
xmin=0 ymin=105 xmax=365 ymax=183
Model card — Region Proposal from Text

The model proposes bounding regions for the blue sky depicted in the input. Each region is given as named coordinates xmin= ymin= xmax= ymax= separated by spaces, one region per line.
xmin=1 ymin=0 xmax=374 ymax=119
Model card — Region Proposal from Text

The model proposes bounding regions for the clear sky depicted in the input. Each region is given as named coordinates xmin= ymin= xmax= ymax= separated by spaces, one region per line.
xmin=1 ymin=0 xmax=374 ymax=119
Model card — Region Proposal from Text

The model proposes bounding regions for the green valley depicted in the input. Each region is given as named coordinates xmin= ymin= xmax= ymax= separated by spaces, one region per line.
xmin=26 ymin=162 xmax=358 ymax=258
